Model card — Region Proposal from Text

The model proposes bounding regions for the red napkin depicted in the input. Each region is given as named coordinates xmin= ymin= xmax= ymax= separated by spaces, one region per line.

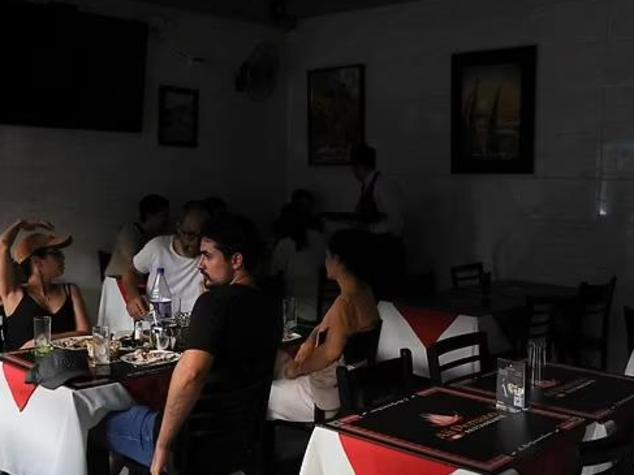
xmin=394 ymin=304 xmax=458 ymax=348
xmin=340 ymin=433 xmax=456 ymax=475
xmin=2 ymin=363 xmax=38 ymax=412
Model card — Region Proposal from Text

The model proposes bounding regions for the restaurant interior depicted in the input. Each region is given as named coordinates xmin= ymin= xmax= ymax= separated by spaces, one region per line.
xmin=2 ymin=0 xmax=634 ymax=474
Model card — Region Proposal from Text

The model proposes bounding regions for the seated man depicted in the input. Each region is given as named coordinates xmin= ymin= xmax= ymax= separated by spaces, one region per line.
xmin=122 ymin=201 xmax=210 ymax=321
xmin=105 ymin=214 xmax=281 ymax=474
xmin=98 ymin=194 xmax=169 ymax=332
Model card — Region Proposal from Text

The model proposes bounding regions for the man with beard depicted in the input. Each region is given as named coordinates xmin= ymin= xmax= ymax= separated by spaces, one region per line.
xmin=122 ymin=201 xmax=210 ymax=320
xmin=104 ymin=214 xmax=281 ymax=475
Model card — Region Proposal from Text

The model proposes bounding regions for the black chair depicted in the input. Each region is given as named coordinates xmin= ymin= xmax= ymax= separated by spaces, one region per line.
xmin=97 ymin=250 xmax=111 ymax=282
xmin=570 ymin=277 xmax=616 ymax=370
xmin=576 ymin=428 xmax=634 ymax=475
xmin=265 ymin=320 xmax=384 ymax=471
xmin=624 ymin=306 xmax=634 ymax=358
xmin=520 ymin=296 xmax=559 ymax=358
xmin=343 ymin=320 xmax=383 ymax=366
xmin=0 ymin=305 xmax=5 ymax=353
xmin=337 ymin=348 xmax=420 ymax=413
xmin=450 ymin=262 xmax=484 ymax=289
xmin=427 ymin=331 xmax=490 ymax=386
xmin=316 ymin=267 xmax=339 ymax=322
xmin=123 ymin=376 xmax=273 ymax=475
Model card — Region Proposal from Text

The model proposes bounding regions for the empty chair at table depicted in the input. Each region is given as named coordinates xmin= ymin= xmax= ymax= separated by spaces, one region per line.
xmin=337 ymin=348 xmax=417 ymax=413
xmin=450 ymin=262 xmax=484 ymax=289
xmin=427 ymin=331 xmax=490 ymax=385
xmin=562 ymin=277 xmax=616 ymax=371
xmin=520 ymin=296 xmax=559 ymax=358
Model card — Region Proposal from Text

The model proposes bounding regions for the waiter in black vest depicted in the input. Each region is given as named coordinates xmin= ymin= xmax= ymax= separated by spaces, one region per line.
xmin=350 ymin=143 xmax=405 ymax=298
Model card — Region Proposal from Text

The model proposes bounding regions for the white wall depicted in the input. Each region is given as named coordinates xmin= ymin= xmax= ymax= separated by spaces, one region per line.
xmin=0 ymin=0 xmax=286 ymax=316
xmin=284 ymin=0 xmax=634 ymax=369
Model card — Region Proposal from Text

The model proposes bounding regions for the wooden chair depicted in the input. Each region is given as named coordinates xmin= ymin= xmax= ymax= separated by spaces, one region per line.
xmin=122 ymin=376 xmax=273 ymax=475
xmin=427 ymin=331 xmax=490 ymax=385
xmin=316 ymin=267 xmax=339 ymax=322
xmin=97 ymin=250 xmax=111 ymax=282
xmin=337 ymin=348 xmax=420 ymax=413
xmin=450 ymin=262 xmax=484 ymax=289
xmin=624 ymin=306 xmax=634 ymax=358
xmin=570 ymin=277 xmax=616 ymax=370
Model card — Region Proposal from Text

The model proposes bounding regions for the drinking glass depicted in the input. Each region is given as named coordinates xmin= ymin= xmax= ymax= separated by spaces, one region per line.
xmin=92 ymin=325 xmax=111 ymax=365
xmin=33 ymin=316 xmax=52 ymax=356
xmin=528 ymin=338 xmax=546 ymax=385
xmin=152 ymin=325 xmax=171 ymax=351
xmin=283 ymin=297 xmax=297 ymax=337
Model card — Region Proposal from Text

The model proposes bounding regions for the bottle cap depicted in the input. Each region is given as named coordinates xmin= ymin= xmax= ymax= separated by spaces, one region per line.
xmin=157 ymin=267 xmax=165 ymax=274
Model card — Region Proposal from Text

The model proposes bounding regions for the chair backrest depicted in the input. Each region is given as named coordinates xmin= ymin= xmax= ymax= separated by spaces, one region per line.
xmin=343 ymin=320 xmax=383 ymax=366
xmin=337 ymin=348 xmax=415 ymax=413
xmin=427 ymin=331 xmax=490 ymax=385
xmin=174 ymin=376 xmax=273 ymax=475
xmin=624 ymin=306 xmax=634 ymax=358
xmin=577 ymin=426 xmax=634 ymax=474
xmin=450 ymin=262 xmax=484 ymax=289
xmin=576 ymin=276 xmax=616 ymax=370
xmin=97 ymin=250 xmax=111 ymax=282
xmin=0 ymin=305 xmax=5 ymax=353
xmin=523 ymin=296 xmax=558 ymax=357
xmin=316 ymin=267 xmax=339 ymax=321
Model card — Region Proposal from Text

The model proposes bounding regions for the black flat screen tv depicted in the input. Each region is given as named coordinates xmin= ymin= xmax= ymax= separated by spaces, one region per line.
xmin=0 ymin=2 xmax=147 ymax=132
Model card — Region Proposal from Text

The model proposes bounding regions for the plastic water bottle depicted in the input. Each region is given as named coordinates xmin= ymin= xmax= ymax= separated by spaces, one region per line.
xmin=148 ymin=267 xmax=172 ymax=322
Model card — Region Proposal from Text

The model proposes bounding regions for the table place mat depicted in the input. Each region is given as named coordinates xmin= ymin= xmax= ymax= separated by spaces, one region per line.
xmin=453 ymin=363 xmax=634 ymax=421
xmin=327 ymin=386 xmax=583 ymax=473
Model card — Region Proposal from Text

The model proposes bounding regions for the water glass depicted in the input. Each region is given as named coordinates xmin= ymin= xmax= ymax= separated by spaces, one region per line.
xmin=283 ymin=297 xmax=297 ymax=335
xmin=151 ymin=324 xmax=172 ymax=351
xmin=528 ymin=338 xmax=547 ymax=385
xmin=33 ymin=316 xmax=52 ymax=355
xmin=92 ymin=325 xmax=111 ymax=365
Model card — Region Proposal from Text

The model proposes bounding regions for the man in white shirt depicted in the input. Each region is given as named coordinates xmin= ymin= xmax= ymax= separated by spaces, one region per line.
xmin=122 ymin=202 xmax=210 ymax=319
xmin=351 ymin=144 xmax=404 ymax=237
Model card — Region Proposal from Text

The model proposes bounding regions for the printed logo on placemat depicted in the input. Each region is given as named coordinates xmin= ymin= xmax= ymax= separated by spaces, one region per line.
xmin=421 ymin=410 xmax=506 ymax=441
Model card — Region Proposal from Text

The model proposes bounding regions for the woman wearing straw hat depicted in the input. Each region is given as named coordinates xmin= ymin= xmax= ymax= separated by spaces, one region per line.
xmin=0 ymin=219 xmax=90 ymax=351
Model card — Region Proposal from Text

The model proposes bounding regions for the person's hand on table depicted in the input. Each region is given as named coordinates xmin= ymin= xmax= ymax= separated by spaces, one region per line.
xmin=126 ymin=295 xmax=149 ymax=319
xmin=150 ymin=444 xmax=170 ymax=475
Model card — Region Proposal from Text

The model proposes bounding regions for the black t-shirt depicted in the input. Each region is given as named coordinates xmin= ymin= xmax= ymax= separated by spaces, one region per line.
xmin=185 ymin=284 xmax=281 ymax=391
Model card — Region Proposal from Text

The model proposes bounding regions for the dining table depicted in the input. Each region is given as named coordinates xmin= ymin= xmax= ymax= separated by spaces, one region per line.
xmin=300 ymin=386 xmax=585 ymax=475
xmin=452 ymin=362 xmax=634 ymax=442
xmin=0 ymin=348 xmax=176 ymax=475
xmin=376 ymin=280 xmax=577 ymax=379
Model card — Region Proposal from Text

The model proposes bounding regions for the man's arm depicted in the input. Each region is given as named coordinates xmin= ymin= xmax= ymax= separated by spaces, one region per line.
xmin=151 ymin=349 xmax=214 ymax=475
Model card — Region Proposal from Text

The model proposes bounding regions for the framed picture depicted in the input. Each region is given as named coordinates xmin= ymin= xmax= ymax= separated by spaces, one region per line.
xmin=307 ymin=64 xmax=365 ymax=165
xmin=451 ymin=46 xmax=536 ymax=174
xmin=158 ymin=85 xmax=199 ymax=147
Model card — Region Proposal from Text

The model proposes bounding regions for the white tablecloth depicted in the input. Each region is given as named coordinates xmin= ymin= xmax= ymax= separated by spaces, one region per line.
xmin=97 ymin=277 xmax=134 ymax=334
xmin=376 ymin=301 xmax=510 ymax=379
xmin=0 ymin=362 xmax=135 ymax=475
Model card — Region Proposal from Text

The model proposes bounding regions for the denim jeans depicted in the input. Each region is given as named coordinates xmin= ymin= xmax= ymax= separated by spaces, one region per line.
xmin=106 ymin=405 xmax=158 ymax=467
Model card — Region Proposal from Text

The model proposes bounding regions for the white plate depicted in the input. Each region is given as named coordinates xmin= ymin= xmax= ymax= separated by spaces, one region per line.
xmin=120 ymin=349 xmax=181 ymax=367
xmin=51 ymin=335 xmax=93 ymax=351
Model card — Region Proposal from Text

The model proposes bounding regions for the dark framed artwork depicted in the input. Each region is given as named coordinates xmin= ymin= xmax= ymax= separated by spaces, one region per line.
xmin=451 ymin=46 xmax=536 ymax=174
xmin=158 ymin=86 xmax=199 ymax=147
xmin=307 ymin=64 xmax=365 ymax=165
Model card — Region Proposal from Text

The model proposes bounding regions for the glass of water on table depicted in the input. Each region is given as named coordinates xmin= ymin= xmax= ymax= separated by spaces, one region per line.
xmin=92 ymin=325 xmax=111 ymax=365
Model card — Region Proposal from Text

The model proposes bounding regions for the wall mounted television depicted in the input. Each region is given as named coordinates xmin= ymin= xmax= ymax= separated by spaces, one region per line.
xmin=0 ymin=2 xmax=148 ymax=132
